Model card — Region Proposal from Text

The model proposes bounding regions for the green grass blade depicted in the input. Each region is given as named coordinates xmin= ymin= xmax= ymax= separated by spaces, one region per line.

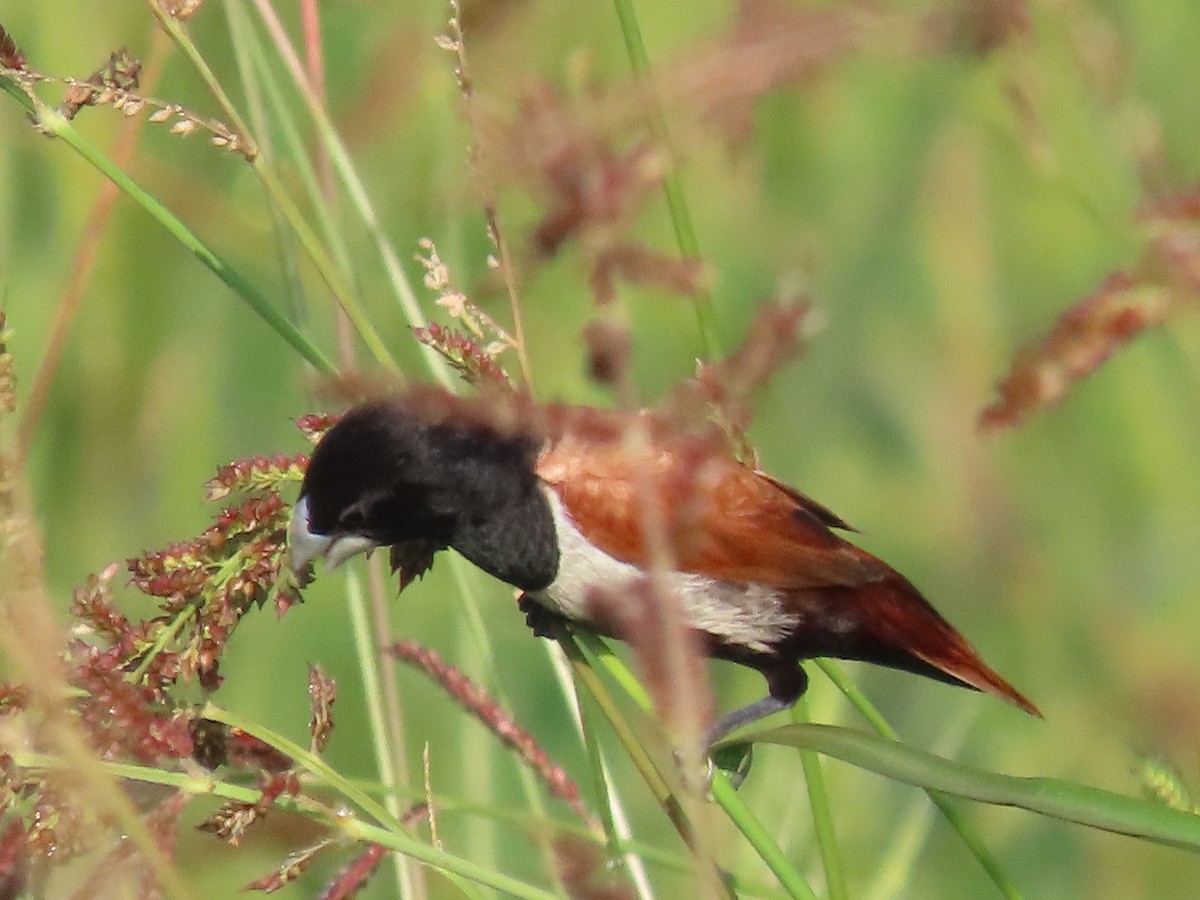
xmin=199 ymin=703 xmax=557 ymax=900
xmin=0 ymin=78 xmax=335 ymax=373
xmin=241 ymin=0 xmax=455 ymax=387
xmin=710 ymin=775 xmax=820 ymax=900
xmin=223 ymin=0 xmax=361 ymax=304
xmin=610 ymin=0 xmax=721 ymax=358
xmin=815 ymin=660 xmax=1022 ymax=898
xmin=152 ymin=2 xmax=396 ymax=369
xmin=737 ymin=724 xmax=1200 ymax=853
xmin=792 ymin=697 xmax=848 ymax=900
xmin=573 ymin=633 xmax=817 ymax=898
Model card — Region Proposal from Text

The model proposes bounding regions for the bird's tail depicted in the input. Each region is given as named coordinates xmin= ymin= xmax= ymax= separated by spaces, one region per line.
xmin=829 ymin=567 xmax=1041 ymax=717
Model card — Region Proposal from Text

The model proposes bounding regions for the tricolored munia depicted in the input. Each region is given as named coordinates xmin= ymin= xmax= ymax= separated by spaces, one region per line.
xmin=288 ymin=392 xmax=1039 ymax=744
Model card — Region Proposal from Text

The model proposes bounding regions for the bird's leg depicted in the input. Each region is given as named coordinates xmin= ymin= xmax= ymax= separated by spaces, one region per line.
xmin=517 ymin=592 xmax=573 ymax=640
xmin=706 ymin=662 xmax=808 ymax=747
xmin=706 ymin=696 xmax=793 ymax=747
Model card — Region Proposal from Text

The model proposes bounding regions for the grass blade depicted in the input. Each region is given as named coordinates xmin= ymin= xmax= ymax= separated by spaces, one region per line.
xmin=0 ymin=77 xmax=336 ymax=373
xmin=737 ymin=724 xmax=1200 ymax=853
xmin=792 ymin=697 xmax=848 ymax=900
xmin=815 ymin=660 xmax=1022 ymax=897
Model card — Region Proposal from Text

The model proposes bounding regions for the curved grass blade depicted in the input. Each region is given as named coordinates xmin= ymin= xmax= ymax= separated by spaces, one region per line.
xmin=0 ymin=77 xmax=335 ymax=373
xmin=733 ymin=724 xmax=1200 ymax=852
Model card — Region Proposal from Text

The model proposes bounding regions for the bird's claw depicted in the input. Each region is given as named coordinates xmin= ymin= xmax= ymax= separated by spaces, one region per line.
xmin=517 ymin=592 xmax=572 ymax=640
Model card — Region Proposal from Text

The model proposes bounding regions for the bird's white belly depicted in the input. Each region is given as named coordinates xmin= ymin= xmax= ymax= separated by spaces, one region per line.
xmin=532 ymin=488 xmax=795 ymax=653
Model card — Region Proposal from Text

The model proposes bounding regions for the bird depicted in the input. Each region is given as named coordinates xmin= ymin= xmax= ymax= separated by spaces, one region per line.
xmin=288 ymin=392 xmax=1040 ymax=744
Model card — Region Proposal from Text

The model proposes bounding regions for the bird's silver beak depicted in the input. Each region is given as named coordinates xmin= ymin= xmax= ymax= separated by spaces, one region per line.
xmin=288 ymin=496 xmax=378 ymax=572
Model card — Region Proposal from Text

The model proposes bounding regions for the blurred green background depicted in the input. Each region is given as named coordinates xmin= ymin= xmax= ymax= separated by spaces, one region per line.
xmin=2 ymin=0 xmax=1199 ymax=897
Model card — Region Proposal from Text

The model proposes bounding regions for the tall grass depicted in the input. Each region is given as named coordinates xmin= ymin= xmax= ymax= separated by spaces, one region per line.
xmin=1 ymin=1 xmax=1199 ymax=897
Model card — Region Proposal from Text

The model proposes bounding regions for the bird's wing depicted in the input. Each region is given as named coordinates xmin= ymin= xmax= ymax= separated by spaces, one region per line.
xmin=536 ymin=434 xmax=885 ymax=590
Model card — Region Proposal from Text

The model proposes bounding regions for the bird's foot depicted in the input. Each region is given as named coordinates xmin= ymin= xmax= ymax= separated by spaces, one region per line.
xmin=696 ymin=693 xmax=796 ymax=791
xmin=670 ymin=738 xmax=755 ymax=794
xmin=709 ymin=741 xmax=755 ymax=791
xmin=705 ymin=694 xmax=793 ymax=747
